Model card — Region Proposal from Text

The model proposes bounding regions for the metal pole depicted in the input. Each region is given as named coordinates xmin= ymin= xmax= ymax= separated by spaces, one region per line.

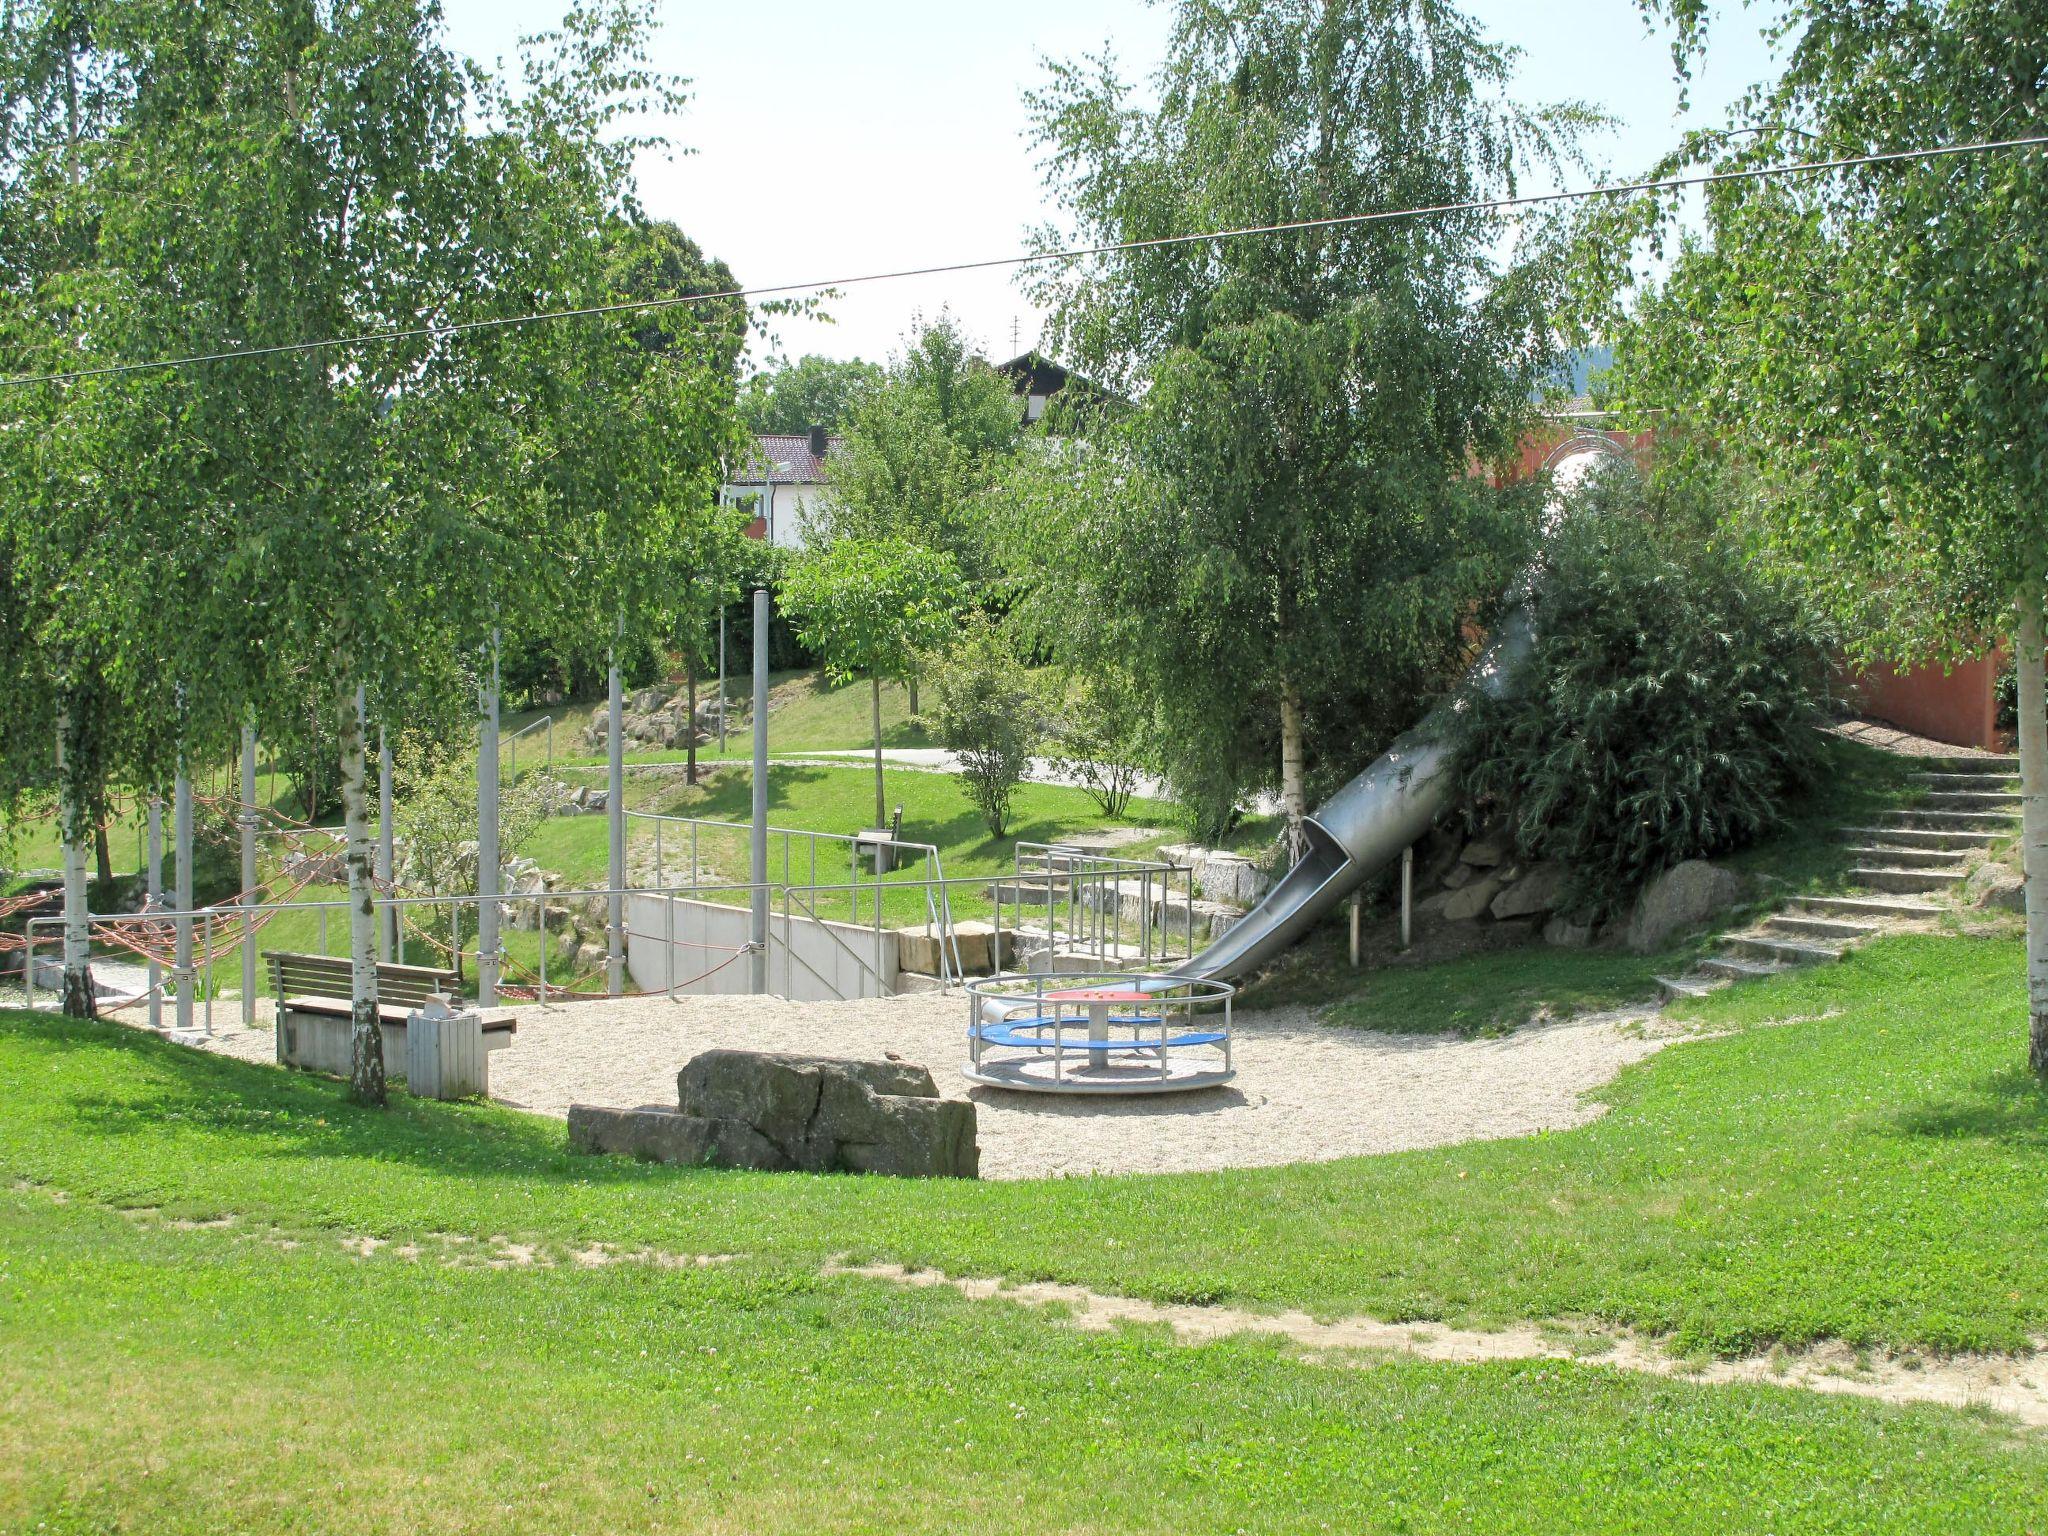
xmin=717 ymin=609 xmax=727 ymax=754
xmin=240 ymin=723 xmax=257 ymax=1025
xmin=477 ymin=628 xmax=502 ymax=1007
xmin=606 ymin=634 xmax=626 ymax=995
xmin=377 ymin=730 xmax=395 ymax=961
xmin=146 ymin=799 xmax=163 ymax=1031
xmin=749 ymin=587 xmax=770 ymax=994
xmin=1400 ymin=844 xmax=1414 ymax=951
xmin=1348 ymin=892 xmax=1362 ymax=969
xmin=173 ymin=754 xmax=194 ymax=1035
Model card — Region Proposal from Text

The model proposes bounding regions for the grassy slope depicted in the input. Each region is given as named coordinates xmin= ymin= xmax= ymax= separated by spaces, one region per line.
xmin=4 ymin=1196 xmax=2040 ymax=1536
xmin=521 ymin=761 xmax=1186 ymax=928
xmin=5 ymin=938 xmax=2048 ymax=1531
xmin=524 ymin=668 xmax=936 ymax=768
xmin=3 ymin=935 xmax=2042 ymax=1360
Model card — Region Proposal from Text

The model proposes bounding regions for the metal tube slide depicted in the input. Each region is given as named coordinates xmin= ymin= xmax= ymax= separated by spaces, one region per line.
xmin=1164 ymin=605 xmax=1533 ymax=983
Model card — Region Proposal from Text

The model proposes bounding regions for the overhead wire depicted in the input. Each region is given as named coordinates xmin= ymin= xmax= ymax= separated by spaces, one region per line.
xmin=2 ymin=131 xmax=2044 ymax=389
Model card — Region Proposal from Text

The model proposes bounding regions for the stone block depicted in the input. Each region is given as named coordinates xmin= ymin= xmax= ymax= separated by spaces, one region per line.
xmin=675 ymin=1050 xmax=937 ymax=1141
xmin=1542 ymin=912 xmax=1595 ymax=949
xmin=1460 ymin=834 xmax=1509 ymax=868
xmin=1624 ymin=860 xmax=1744 ymax=954
xmin=1443 ymin=873 xmax=1506 ymax=922
xmin=1490 ymin=862 xmax=1569 ymax=920
xmin=566 ymin=1105 xmax=792 ymax=1170
xmin=1965 ymin=861 xmax=2025 ymax=913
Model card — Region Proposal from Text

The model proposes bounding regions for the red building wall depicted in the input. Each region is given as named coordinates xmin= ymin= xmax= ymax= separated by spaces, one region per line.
xmin=1849 ymin=649 xmax=2008 ymax=752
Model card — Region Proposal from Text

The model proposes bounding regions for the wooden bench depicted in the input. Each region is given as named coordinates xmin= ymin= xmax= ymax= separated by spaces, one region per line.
xmin=265 ymin=951 xmax=516 ymax=1081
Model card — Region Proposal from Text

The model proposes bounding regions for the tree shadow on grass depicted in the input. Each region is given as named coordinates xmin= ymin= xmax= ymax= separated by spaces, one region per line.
xmin=1888 ymin=1066 xmax=2048 ymax=1150
xmin=16 ymin=1015 xmax=714 ymax=1192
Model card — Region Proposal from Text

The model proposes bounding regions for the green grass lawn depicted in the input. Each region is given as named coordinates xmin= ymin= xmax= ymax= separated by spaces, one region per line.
xmin=523 ymin=667 xmax=937 ymax=770
xmin=3 ymin=933 xmax=2047 ymax=1531
xmin=524 ymin=760 xmax=1188 ymax=929
xmin=4 ymin=935 xmax=2042 ymax=1355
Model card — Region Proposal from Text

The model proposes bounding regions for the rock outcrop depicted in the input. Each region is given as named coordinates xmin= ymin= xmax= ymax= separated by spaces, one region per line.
xmin=569 ymin=1049 xmax=979 ymax=1179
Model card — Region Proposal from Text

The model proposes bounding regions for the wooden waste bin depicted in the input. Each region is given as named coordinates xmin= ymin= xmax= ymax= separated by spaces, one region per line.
xmin=405 ymin=995 xmax=486 ymax=1099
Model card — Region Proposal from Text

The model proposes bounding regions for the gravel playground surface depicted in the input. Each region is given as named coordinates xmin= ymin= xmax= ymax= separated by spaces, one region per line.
xmin=183 ymin=989 xmax=1689 ymax=1180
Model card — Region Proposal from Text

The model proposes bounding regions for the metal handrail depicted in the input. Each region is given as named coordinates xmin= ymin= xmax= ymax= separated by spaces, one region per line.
xmin=499 ymin=715 xmax=554 ymax=783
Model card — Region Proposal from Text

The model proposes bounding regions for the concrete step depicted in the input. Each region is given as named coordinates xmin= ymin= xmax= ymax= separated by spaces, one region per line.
xmin=1925 ymin=753 xmax=2020 ymax=773
xmin=1838 ymin=824 xmax=2004 ymax=851
xmin=1913 ymin=771 xmax=2020 ymax=790
xmin=1697 ymin=954 xmax=1788 ymax=983
xmin=1722 ymin=934 xmax=1846 ymax=967
xmin=1842 ymin=844 xmax=1970 ymax=871
xmin=1656 ymin=974 xmax=1721 ymax=1003
xmin=1876 ymin=808 xmax=2019 ymax=833
xmin=1763 ymin=914 xmax=1879 ymax=943
xmin=1849 ymin=865 xmax=1968 ymax=895
xmin=1791 ymin=894 xmax=1946 ymax=922
xmin=1919 ymin=790 xmax=2023 ymax=810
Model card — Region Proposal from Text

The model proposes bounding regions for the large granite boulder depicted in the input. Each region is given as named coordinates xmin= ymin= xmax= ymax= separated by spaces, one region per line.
xmin=1624 ymin=860 xmax=1744 ymax=954
xmin=570 ymin=1050 xmax=978 ymax=1178
xmin=567 ymin=1105 xmax=791 ymax=1169
xmin=1491 ymin=862 xmax=1569 ymax=920
xmin=1965 ymin=860 xmax=2026 ymax=913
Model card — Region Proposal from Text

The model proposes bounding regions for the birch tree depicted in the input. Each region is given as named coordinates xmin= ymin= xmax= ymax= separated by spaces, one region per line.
xmin=1603 ymin=0 xmax=2048 ymax=1075
xmin=52 ymin=0 xmax=715 ymax=1102
xmin=1019 ymin=0 xmax=1589 ymax=856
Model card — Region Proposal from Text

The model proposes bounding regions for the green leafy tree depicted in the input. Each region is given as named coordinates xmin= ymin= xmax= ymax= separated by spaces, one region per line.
xmin=1015 ymin=0 xmax=1591 ymax=859
xmin=1599 ymin=1 xmax=2048 ymax=1074
xmin=821 ymin=313 xmax=1022 ymax=592
xmin=738 ymin=353 xmax=882 ymax=435
xmin=779 ymin=537 xmax=964 ymax=827
xmin=920 ymin=619 xmax=1047 ymax=838
xmin=1044 ymin=667 xmax=1153 ymax=821
xmin=391 ymin=733 xmax=551 ymax=983
xmin=14 ymin=0 xmax=718 ymax=1103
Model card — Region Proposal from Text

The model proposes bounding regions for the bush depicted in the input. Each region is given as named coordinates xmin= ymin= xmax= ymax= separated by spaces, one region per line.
xmin=1451 ymin=464 xmax=1834 ymax=915
xmin=920 ymin=622 xmax=1047 ymax=838
xmin=1044 ymin=669 xmax=1152 ymax=820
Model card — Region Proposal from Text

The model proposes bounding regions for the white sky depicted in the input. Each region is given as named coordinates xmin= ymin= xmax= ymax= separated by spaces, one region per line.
xmin=438 ymin=0 xmax=1780 ymax=371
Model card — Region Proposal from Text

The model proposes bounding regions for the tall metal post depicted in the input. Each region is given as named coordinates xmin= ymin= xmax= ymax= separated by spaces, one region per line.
xmin=717 ymin=609 xmax=727 ymax=754
xmin=239 ymin=723 xmax=258 ymax=1024
xmin=1400 ymin=844 xmax=1414 ymax=951
xmin=606 ymin=638 xmax=625 ymax=994
xmin=376 ymin=731 xmax=395 ymax=960
xmin=477 ymin=629 xmax=502 ymax=1007
xmin=749 ymin=587 xmax=770 ymax=994
xmin=173 ymin=754 xmax=195 ymax=1035
xmin=145 ymin=798 xmax=163 ymax=1030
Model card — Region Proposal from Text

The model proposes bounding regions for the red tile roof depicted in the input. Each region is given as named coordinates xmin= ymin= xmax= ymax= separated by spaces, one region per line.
xmin=734 ymin=432 xmax=840 ymax=484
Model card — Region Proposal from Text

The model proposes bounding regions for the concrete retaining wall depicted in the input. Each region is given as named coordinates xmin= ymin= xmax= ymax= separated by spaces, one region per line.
xmin=625 ymin=892 xmax=899 ymax=1002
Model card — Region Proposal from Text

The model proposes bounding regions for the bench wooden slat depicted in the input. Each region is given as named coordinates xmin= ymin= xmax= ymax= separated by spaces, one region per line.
xmin=278 ymin=995 xmax=516 ymax=1032
xmin=264 ymin=949 xmax=462 ymax=1007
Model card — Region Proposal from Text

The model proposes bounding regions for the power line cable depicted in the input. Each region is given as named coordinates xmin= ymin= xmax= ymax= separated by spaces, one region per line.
xmin=3 ymin=131 xmax=2044 ymax=390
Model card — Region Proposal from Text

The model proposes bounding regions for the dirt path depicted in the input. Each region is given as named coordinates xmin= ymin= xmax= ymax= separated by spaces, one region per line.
xmin=830 ymin=1260 xmax=2048 ymax=1428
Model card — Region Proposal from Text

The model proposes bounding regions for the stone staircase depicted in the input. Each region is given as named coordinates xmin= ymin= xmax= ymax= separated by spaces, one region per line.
xmin=1656 ymin=754 xmax=2020 ymax=1002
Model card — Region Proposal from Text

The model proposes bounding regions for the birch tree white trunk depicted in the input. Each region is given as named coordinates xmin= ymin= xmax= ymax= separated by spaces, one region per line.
xmin=55 ymin=698 xmax=96 ymax=1020
xmin=338 ymin=682 xmax=385 ymax=1104
xmin=1279 ymin=680 xmax=1307 ymax=866
xmin=2015 ymin=581 xmax=2048 ymax=1079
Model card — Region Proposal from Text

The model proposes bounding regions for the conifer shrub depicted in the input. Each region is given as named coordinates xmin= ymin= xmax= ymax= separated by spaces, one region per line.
xmin=1451 ymin=464 xmax=1833 ymax=915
